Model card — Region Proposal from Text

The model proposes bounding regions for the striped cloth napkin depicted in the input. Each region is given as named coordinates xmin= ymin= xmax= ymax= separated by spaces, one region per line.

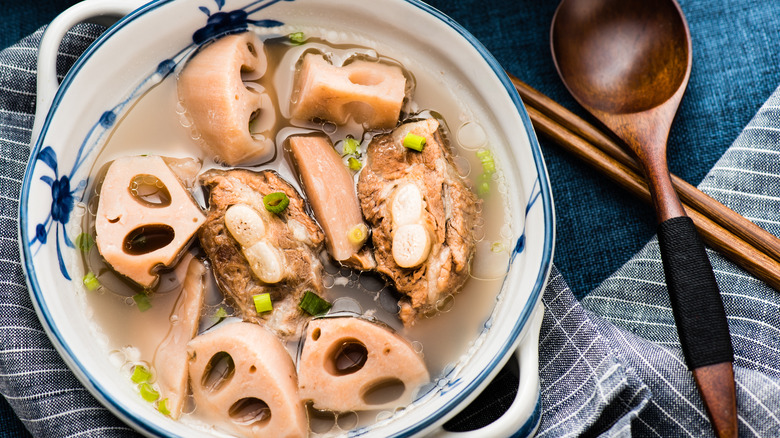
xmin=535 ymin=95 xmax=780 ymax=435
xmin=2 ymin=22 xmax=780 ymax=438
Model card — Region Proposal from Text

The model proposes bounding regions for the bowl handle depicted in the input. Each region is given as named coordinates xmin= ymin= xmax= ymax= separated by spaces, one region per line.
xmin=31 ymin=0 xmax=150 ymax=145
xmin=434 ymin=303 xmax=544 ymax=438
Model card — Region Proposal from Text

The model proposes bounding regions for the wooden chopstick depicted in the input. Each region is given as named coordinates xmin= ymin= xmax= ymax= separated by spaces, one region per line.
xmin=510 ymin=76 xmax=780 ymax=290
xmin=509 ymin=74 xmax=780 ymax=265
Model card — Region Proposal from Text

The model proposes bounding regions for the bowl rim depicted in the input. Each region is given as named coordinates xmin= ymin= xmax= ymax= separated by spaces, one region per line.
xmin=19 ymin=0 xmax=555 ymax=436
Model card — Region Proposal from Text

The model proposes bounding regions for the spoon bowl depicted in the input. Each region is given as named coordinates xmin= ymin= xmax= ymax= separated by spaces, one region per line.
xmin=552 ymin=0 xmax=690 ymax=115
xmin=551 ymin=0 xmax=737 ymax=436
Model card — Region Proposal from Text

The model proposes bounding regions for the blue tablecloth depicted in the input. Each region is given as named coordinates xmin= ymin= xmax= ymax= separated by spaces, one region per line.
xmin=3 ymin=0 xmax=780 ymax=437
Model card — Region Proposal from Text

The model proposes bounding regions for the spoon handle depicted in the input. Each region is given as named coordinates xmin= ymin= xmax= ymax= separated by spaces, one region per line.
xmin=657 ymin=217 xmax=738 ymax=437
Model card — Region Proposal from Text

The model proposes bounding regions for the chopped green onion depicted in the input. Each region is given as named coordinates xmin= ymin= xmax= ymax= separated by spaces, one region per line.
xmin=157 ymin=398 xmax=171 ymax=416
xmin=130 ymin=234 xmax=148 ymax=249
xmin=476 ymin=149 xmax=492 ymax=161
xmin=289 ymin=31 xmax=305 ymax=45
xmin=139 ymin=382 xmax=160 ymax=402
xmin=253 ymin=293 xmax=273 ymax=314
xmin=131 ymin=365 xmax=153 ymax=384
xmin=82 ymin=272 xmax=100 ymax=291
xmin=133 ymin=293 xmax=153 ymax=312
xmin=477 ymin=174 xmax=491 ymax=198
xmin=348 ymin=157 xmax=362 ymax=171
xmin=212 ymin=306 xmax=228 ymax=324
xmin=403 ymin=133 xmax=426 ymax=152
xmin=263 ymin=192 xmax=290 ymax=214
xmin=477 ymin=182 xmax=490 ymax=197
xmin=75 ymin=233 xmax=94 ymax=252
xmin=476 ymin=149 xmax=496 ymax=197
xmin=347 ymin=223 xmax=368 ymax=246
xmin=477 ymin=149 xmax=496 ymax=173
xmin=205 ymin=306 xmax=229 ymax=330
xmin=343 ymin=137 xmax=360 ymax=156
xmin=299 ymin=291 xmax=332 ymax=316
xmin=491 ymin=241 xmax=506 ymax=253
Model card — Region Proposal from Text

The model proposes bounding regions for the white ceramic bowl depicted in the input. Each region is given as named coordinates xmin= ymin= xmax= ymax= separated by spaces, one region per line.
xmin=20 ymin=0 xmax=554 ymax=436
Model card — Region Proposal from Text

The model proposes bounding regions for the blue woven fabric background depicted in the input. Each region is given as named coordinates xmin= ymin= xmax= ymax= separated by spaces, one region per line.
xmin=2 ymin=0 xmax=780 ymax=436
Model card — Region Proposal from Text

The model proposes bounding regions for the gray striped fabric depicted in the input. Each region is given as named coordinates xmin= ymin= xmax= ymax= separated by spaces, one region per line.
xmin=1 ymin=25 xmax=139 ymax=437
xmin=2 ymin=22 xmax=780 ymax=438
xmin=534 ymin=91 xmax=780 ymax=435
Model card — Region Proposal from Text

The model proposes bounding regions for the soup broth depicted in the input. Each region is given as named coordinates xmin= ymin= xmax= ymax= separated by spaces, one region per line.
xmin=74 ymin=24 xmax=512 ymax=436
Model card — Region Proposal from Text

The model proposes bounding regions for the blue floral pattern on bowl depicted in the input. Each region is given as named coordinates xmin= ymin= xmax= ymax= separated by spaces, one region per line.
xmin=29 ymin=146 xmax=85 ymax=280
xmin=194 ymin=0 xmax=291 ymax=44
xmin=27 ymin=0 xmax=290 ymax=280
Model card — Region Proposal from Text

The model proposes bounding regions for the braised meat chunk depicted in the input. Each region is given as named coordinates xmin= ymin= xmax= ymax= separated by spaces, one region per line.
xmin=199 ymin=169 xmax=325 ymax=339
xmin=357 ymin=118 xmax=480 ymax=325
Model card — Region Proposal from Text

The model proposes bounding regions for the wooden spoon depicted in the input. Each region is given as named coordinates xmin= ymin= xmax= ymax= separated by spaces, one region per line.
xmin=550 ymin=0 xmax=737 ymax=436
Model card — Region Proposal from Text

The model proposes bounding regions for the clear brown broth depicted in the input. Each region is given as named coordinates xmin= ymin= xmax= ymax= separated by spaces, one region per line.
xmin=75 ymin=29 xmax=512 ymax=435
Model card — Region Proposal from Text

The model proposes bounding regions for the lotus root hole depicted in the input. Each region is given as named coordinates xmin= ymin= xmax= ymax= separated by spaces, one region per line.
xmin=341 ymin=101 xmax=375 ymax=125
xmin=361 ymin=378 xmax=406 ymax=405
xmin=129 ymin=174 xmax=172 ymax=207
xmin=312 ymin=328 xmax=321 ymax=341
xmin=122 ymin=224 xmax=175 ymax=255
xmin=348 ymin=70 xmax=383 ymax=86
xmin=246 ymin=43 xmax=256 ymax=56
xmin=229 ymin=397 xmax=271 ymax=426
xmin=248 ymin=365 xmax=257 ymax=374
xmin=325 ymin=339 xmax=368 ymax=376
xmin=201 ymin=351 xmax=235 ymax=392
xmin=249 ymin=109 xmax=261 ymax=125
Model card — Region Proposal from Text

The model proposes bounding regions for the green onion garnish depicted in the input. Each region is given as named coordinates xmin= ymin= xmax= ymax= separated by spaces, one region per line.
xmin=263 ymin=192 xmax=290 ymax=214
xmin=130 ymin=234 xmax=148 ymax=249
xmin=133 ymin=293 xmax=153 ymax=312
xmin=212 ymin=306 xmax=228 ymax=324
xmin=343 ymin=137 xmax=360 ymax=156
xmin=131 ymin=365 xmax=152 ymax=384
xmin=75 ymin=233 xmax=94 ymax=252
xmin=403 ymin=133 xmax=426 ymax=152
xmin=289 ymin=31 xmax=305 ymax=45
xmin=253 ymin=293 xmax=273 ymax=314
xmin=82 ymin=272 xmax=100 ymax=291
xmin=348 ymin=157 xmax=362 ymax=171
xmin=477 ymin=182 xmax=490 ymax=197
xmin=299 ymin=291 xmax=332 ymax=316
xmin=157 ymin=398 xmax=171 ymax=416
xmin=477 ymin=149 xmax=496 ymax=175
xmin=476 ymin=149 xmax=496 ymax=197
xmin=139 ymin=382 xmax=160 ymax=402
xmin=477 ymin=174 xmax=491 ymax=198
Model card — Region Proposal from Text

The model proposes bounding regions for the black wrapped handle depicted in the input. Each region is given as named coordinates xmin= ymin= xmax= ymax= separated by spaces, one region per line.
xmin=657 ymin=216 xmax=734 ymax=369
